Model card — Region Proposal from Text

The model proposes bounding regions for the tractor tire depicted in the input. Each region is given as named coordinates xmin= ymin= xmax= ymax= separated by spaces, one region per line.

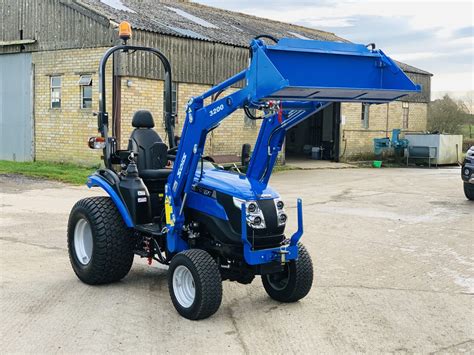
xmin=464 ymin=182 xmax=474 ymax=200
xmin=67 ymin=196 xmax=134 ymax=285
xmin=262 ymin=242 xmax=313 ymax=302
xmin=168 ymin=249 xmax=222 ymax=320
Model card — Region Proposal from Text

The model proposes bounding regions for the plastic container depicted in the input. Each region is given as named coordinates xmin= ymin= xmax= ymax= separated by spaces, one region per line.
xmin=311 ymin=147 xmax=322 ymax=160
xmin=373 ymin=160 xmax=382 ymax=168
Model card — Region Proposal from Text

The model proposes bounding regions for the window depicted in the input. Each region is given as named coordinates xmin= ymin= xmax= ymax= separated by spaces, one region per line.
xmin=402 ymin=102 xmax=409 ymax=129
xmin=79 ymin=74 xmax=92 ymax=109
xmin=361 ymin=103 xmax=370 ymax=129
xmin=50 ymin=76 xmax=61 ymax=108
xmin=163 ymin=82 xmax=178 ymax=124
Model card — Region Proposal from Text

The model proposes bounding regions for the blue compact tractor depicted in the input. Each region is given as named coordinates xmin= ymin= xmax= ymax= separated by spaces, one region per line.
xmin=67 ymin=23 xmax=419 ymax=319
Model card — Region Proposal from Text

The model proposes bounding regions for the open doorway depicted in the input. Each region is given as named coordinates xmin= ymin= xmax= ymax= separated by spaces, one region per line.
xmin=285 ymin=103 xmax=340 ymax=162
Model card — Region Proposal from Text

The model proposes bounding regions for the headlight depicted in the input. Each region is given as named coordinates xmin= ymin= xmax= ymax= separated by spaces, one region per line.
xmin=274 ymin=198 xmax=287 ymax=226
xmin=248 ymin=202 xmax=257 ymax=213
xmin=464 ymin=168 xmax=471 ymax=176
xmin=233 ymin=197 xmax=266 ymax=229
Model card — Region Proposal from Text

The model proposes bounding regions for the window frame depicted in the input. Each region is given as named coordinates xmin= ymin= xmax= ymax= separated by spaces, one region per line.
xmin=79 ymin=74 xmax=93 ymax=109
xmin=50 ymin=75 xmax=62 ymax=109
xmin=402 ymin=101 xmax=409 ymax=129
xmin=361 ymin=103 xmax=370 ymax=129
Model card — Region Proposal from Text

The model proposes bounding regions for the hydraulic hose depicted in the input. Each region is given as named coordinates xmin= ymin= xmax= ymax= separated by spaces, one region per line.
xmin=254 ymin=34 xmax=279 ymax=43
xmin=244 ymin=106 xmax=260 ymax=120
xmin=249 ymin=34 xmax=279 ymax=59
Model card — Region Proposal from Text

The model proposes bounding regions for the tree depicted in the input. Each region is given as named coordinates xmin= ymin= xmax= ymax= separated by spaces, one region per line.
xmin=428 ymin=94 xmax=470 ymax=134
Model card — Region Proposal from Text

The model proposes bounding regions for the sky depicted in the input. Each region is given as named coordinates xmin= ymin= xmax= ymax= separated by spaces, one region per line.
xmin=196 ymin=0 xmax=473 ymax=98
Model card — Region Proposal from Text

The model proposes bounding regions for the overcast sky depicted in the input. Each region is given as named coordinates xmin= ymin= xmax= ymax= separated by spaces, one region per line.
xmin=196 ymin=0 xmax=473 ymax=96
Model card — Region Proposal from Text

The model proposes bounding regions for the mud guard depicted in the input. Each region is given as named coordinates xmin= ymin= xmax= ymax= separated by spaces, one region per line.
xmin=86 ymin=175 xmax=134 ymax=228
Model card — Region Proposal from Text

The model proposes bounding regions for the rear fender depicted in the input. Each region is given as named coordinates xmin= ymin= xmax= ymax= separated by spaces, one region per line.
xmin=86 ymin=174 xmax=134 ymax=228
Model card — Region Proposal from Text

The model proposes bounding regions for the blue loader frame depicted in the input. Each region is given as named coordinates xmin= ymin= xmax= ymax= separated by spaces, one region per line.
xmin=163 ymin=38 xmax=420 ymax=265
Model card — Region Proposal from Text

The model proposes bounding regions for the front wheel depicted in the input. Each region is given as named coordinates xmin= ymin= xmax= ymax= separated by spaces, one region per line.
xmin=262 ymin=243 xmax=313 ymax=302
xmin=464 ymin=182 xmax=474 ymax=200
xmin=168 ymin=249 xmax=222 ymax=320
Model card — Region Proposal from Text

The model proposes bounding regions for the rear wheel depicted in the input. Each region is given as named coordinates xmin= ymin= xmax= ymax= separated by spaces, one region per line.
xmin=262 ymin=243 xmax=313 ymax=302
xmin=168 ymin=249 xmax=222 ymax=320
xmin=464 ymin=183 xmax=474 ymax=200
xmin=67 ymin=197 xmax=134 ymax=285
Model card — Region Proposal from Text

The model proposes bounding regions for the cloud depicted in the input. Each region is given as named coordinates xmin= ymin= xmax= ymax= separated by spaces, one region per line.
xmin=452 ymin=26 xmax=474 ymax=39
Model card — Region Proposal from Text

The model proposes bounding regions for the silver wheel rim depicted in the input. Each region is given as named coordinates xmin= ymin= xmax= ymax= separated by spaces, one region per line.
xmin=74 ymin=218 xmax=93 ymax=265
xmin=266 ymin=266 xmax=290 ymax=291
xmin=172 ymin=265 xmax=196 ymax=308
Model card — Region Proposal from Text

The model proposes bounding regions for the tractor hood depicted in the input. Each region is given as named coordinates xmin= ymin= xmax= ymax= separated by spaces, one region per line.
xmin=195 ymin=168 xmax=279 ymax=200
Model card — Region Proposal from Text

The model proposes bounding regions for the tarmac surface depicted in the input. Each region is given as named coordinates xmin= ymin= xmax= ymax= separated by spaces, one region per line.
xmin=0 ymin=168 xmax=473 ymax=353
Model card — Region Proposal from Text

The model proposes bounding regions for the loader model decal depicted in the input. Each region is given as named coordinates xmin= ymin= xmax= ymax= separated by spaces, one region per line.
xmin=177 ymin=153 xmax=187 ymax=179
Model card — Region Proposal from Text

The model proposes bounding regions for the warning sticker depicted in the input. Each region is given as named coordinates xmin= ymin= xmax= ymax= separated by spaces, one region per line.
xmin=137 ymin=197 xmax=147 ymax=203
xmin=137 ymin=191 xmax=146 ymax=196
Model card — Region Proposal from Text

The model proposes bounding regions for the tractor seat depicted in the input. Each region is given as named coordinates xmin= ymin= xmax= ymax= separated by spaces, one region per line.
xmin=128 ymin=110 xmax=172 ymax=190
xmin=139 ymin=169 xmax=172 ymax=180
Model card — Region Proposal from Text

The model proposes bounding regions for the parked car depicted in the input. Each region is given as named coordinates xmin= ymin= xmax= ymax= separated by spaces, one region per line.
xmin=461 ymin=146 xmax=474 ymax=200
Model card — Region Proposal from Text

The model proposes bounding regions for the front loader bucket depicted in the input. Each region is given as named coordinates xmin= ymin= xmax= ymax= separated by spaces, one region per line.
xmin=248 ymin=38 xmax=420 ymax=103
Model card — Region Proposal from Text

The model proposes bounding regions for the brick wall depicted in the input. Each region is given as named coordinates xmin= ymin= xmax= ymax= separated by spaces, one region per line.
xmin=121 ymin=80 xmax=261 ymax=156
xmin=32 ymin=47 xmax=112 ymax=165
xmin=120 ymin=77 xmax=165 ymax=149
xmin=341 ymin=101 xmax=428 ymax=159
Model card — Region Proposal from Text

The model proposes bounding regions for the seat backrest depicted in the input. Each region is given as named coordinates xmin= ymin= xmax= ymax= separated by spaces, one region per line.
xmin=128 ymin=110 xmax=168 ymax=170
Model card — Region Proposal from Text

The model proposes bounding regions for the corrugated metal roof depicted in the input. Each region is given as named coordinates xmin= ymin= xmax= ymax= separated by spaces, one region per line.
xmin=76 ymin=0 xmax=431 ymax=75
xmin=77 ymin=0 xmax=347 ymax=45
xmin=394 ymin=60 xmax=432 ymax=76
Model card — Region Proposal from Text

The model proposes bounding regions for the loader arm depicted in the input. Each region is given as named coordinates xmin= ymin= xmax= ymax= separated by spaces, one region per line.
xmin=165 ymin=38 xmax=420 ymax=252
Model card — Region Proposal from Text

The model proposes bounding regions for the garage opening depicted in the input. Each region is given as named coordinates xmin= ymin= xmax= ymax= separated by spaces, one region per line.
xmin=285 ymin=103 xmax=340 ymax=162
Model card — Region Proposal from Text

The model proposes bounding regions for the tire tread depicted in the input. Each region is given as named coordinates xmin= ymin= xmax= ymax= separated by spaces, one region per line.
xmin=168 ymin=249 xmax=222 ymax=320
xmin=464 ymin=182 xmax=474 ymax=200
xmin=68 ymin=196 xmax=134 ymax=285
xmin=262 ymin=242 xmax=313 ymax=302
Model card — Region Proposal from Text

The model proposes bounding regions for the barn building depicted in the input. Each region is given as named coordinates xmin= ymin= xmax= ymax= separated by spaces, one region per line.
xmin=0 ymin=0 xmax=432 ymax=164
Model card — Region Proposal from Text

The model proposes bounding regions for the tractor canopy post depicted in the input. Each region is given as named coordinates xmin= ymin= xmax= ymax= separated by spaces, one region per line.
xmin=97 ymin=44 xmax=174 ymax=169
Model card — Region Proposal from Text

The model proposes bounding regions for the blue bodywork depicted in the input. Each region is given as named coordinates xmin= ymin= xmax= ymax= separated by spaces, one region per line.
xmin=86 ymin=175 xmax=134 ymax=228
xmin=197 ymin=168 xmax=279 ymax=200
xmin=91 ymin=37 xmax=420 ymax=266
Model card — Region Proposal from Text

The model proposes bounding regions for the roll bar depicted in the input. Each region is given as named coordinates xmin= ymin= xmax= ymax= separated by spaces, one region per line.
xmin=97 ymin=45 xmax=175 ymax=169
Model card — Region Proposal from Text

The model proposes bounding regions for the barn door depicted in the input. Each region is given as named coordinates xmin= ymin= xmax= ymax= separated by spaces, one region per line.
xmin=0 ymin=53 xmax=33 ymax=161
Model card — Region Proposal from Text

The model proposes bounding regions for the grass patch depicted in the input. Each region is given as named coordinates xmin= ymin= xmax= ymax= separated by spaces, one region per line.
xmin=0 ymin=160 xmax=98 ymax=185
xmin=272 ymin=164 xmax=301 ymax=173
